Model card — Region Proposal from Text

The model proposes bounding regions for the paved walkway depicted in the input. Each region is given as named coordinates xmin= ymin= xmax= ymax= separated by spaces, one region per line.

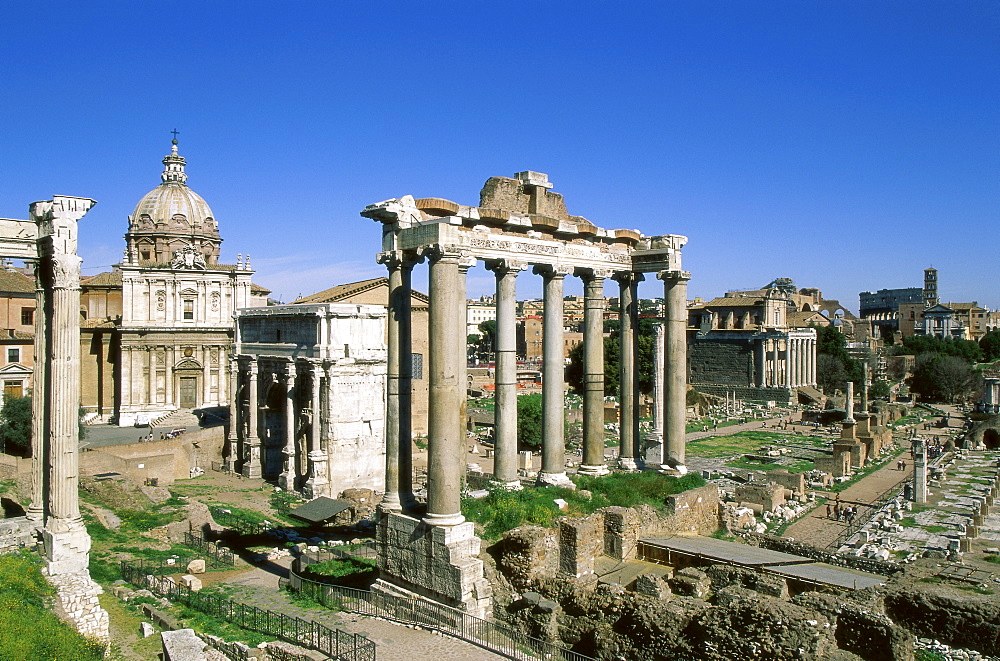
xmin=782 ymin=454 xmax=910 ymax=547
xmin=215 ymin=564 xmax=505 ymax=660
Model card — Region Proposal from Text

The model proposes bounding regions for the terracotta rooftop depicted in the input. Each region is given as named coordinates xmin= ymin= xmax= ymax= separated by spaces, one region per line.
xmin=81 ymin=271 xmax=123 ymax=287
xmin=0 ymin=271 xmax=35 ymax=294
xmin=293 ymin=277 xmax=429 ymax=305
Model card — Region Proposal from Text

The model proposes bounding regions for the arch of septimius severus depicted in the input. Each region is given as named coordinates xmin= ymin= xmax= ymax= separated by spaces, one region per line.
xmin=363 ymin=171 xmax=688 ymax=617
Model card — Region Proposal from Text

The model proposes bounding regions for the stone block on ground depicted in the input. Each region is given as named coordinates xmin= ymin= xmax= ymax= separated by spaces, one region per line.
xmin=181 ymin=575 xmax=203 ymax=591
xmin=140 ymin=621 xmax=155 ymax=638
xmin=186 ymin=558 xmax=206 ymax=574
xmin=161 ymin=628 xmax=207 ymax=661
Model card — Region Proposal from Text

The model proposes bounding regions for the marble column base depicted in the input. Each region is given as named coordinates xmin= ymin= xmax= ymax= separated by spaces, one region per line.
xmin=536 ymin=471 xmax=576 ymax=489
xmin=423 ymin=511 xmax=466 ymax=527
xmin=489 ymin=479 xmax=523 ymax=491
xmin=578 ymin=463 xmax=610 ymax=476
xmin=618 ymin=457 xmax=639 ymax=471
xmin=43 ymin=521 xmax=92 ymax=576
xmin=659 ymin=463 xmax=688 ymax=476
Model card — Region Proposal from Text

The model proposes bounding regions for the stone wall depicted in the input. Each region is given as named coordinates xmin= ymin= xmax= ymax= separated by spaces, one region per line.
xmin=689 ymin=337 xmax=754 ymax=388
xmin=500 ymin=485 xmax=722 ymax=586
xmin=694 ymin=383 xmax=793 ymax=404
xmin=766 ymin=469 xmax=806 ymax=495
xmin=49 ymin=571 xmax=110 ymax=644
xmin=0 ymin=516 xmax=37 ymax=553
xmin=735 ymin=482 xmax=786 ymax=511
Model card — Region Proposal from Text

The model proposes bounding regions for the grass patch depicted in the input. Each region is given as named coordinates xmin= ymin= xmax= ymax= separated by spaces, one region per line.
xmin=984 ymin=554 xmax=1000 ymax=564
xmin=462 ymin=472 xmax=706 ymax=541
xmin=922 ymin=525 xmax=950 ymax=534
xmin=686 ymin=431 xmax=799 ymax=458
xmin=0 ymin=552 xmax=106 ymax=660
xmin=724 ymin=458 xmax=813 ymax=473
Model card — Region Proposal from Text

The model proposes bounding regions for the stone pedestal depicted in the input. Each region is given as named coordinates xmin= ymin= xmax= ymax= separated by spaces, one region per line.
xmin=48 ymin=571 xmax=110 ymax=644
xmin=42 ymin=522 xmax=92 ymax=576
xmin=375 ymin=511 xmax=492 ymax=619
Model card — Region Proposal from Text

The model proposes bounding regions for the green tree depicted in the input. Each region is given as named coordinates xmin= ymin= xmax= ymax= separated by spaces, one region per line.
xmin=812 ymin=325 xmax=863 ymax=393
xmin=0 ymin=396 xmax=32 ymax=457
xmin=892 ymin=334 xmax=984 ymax=363
xmin=980 ymin=329 xmax=1000 ymax=362
xmin=869 ymin=380 xmax=891 ymax=400
xmin=516 ymin=393 xmax=543 ymax=448
xmin=907 ymin=354 xmax=979 ymax=403
xmin=565 ymin=321 xmax=656 ymax=398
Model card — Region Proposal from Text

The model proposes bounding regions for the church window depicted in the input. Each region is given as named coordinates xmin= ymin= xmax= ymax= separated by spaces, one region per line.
xmin=20 ymin=308 xmax=33 ymax=326
xmin=183 ymin=299 xmax=195 ymax=320
xmin=6 ymin=348 xmax=18 ymax=363
xmin=141 ymin=251 xmax=151 ymax=261
xmin=4 ymin=381 xmax=22 ymax=399
xmin=411 ymin=353 xmax=423 ymax=380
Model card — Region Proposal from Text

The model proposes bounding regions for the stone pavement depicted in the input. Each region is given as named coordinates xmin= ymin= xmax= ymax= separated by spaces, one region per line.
xmin=782 ymin=453 xmax=910 ymax=548
xmin=216 ymin=565 xmax=505 ymax=660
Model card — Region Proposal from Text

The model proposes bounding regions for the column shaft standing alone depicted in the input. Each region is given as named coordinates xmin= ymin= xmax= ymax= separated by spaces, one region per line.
xmin=491 ymin=260 xmax=522 ymax=486
xmin=616 ymin=272 xmax=641 ymax=470
xmin=424 ymin=247 xmax=465 ymax=525
xmin=537 ymin=266 xmax=571 ymax=487
xmin=661 ymin=270 xmax=690 ymax=471
xmin=579 ymin=271 xmax=609 ymax=475
xmin=379 ymin=251 xmax=414 ymax=511
xmin=242 ymin=361 xmax=261 ymax=478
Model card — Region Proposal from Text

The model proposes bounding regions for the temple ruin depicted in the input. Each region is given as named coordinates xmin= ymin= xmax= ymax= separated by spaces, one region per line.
xmin=361 ymin=171 xmax=689 ymax=616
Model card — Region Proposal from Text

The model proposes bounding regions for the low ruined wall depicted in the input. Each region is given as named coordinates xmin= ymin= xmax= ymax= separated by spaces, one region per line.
xmin=80 ymin=427 xmax=225 ymax=486
xmin=883 ymin=586 xmax=1000 ymax=657
xmin=0 ymin=516 xmax=37 ymax=553
xmin=501 ymin=485 xmax=722 ymax=586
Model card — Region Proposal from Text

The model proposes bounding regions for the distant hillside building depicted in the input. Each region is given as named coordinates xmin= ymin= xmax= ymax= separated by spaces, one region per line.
xmin=687 ymin=284 xmax=818 ymax=404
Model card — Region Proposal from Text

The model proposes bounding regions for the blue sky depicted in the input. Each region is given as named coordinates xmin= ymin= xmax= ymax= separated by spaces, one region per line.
xmin=2 ymin=2 xmax=997 ymax=311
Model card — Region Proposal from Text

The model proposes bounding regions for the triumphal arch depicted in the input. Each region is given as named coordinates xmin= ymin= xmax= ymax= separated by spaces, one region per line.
xmin=362 ymin=171 xmax=689 ymax=617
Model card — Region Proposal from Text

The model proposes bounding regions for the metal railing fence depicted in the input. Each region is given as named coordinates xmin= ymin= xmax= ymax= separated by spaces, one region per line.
xmin=120 ymin=561 xmax=375 ymax=661
xmin=288 ymin=569 xmax=594 ymax=661
xmin=182 ymin=531 xmax=236 ymax=566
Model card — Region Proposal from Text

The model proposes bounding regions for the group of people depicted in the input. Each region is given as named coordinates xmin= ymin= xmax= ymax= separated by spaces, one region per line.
xmin=826 ymin=501 xmax=858 ymax=523
xmin=137 ymin=428 xmax=186 ymax=443
xmin=896 ymin=459 xmax=908 ymax=471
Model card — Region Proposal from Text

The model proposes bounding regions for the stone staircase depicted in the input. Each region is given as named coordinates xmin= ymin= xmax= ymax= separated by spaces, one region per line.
xmin=152 ymin=408 xmax=201 ymax=429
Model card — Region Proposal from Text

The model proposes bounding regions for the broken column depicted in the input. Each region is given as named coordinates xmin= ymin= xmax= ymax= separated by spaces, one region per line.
xmin=661 ymin=269 xmax=690 ymax=472
xmin=644 ymin=321 xmax=665 ymax=465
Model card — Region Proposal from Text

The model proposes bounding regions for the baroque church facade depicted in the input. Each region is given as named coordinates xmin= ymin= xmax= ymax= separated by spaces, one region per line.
xmin=80 ymin=140 xmax=267 ymax=425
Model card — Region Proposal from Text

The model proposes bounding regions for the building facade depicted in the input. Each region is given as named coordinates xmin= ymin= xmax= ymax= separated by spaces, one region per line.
xmin=231 ymin=303 xmax=386 ymax=497
xmin=77 ymin=140 xmax=265 ymax=424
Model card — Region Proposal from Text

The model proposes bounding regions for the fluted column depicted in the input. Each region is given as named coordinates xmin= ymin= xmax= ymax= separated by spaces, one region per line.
xmin=378 ymin=251 xmax=415 ymax=512
xmin=487 ymin=259 xmax=525 ymax=487
xmin=203 ymin=347 xmax=212 ymax=405
xmin=661 ymin=270 xmax=691 ymax=471
xmin=756 ymin=338 xmax=767 ymax=387
xmin=226 ymin=357 xmax=239 ymax=468
xmin=242 ymin=361 xmax=262 ymax=478
xmin=579 ymin=269 xmax=610 ymax=476
xmin=615 ymin=272 xmax=642 ymax=470
xmin=165 ymin=347 xmax=174 ymax=407
xmin=279 ymin=364 xmax=297 ymax=490
xmin=652 ymin=322 xmax=665 ymax=437
xmin=424 ymin=246 xmax=465 ymax=525
xmin=147 ymin=348 xmax=156 ymax=406
xmin=305 ymin=364 xmax=327 ymax=498
xmin=536 ymin=265 xmax=573 ymax=487
xmin=27 ymin=268 xmax=47 ymax=522
xmin=30 ymin=195 xmax=96 ymax=574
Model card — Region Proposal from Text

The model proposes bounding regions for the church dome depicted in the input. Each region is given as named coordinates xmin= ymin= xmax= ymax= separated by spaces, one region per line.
xmin=131 ymin=180 xmax=214 ymax=227
xmin=129 ymin=139 xmax=217 ymax=231
xmin=124 ymin=138 xmax=223 ymax=265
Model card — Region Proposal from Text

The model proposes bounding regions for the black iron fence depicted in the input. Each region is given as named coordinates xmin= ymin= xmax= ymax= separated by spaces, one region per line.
xmin=288 ymin=570 xmax=594 ymax=661
xmin=298 ymin=541 xmax=376 ymax=568
xmin=120 ymin=561 xmax=375 ymax=661
xmin=209 ymin=506 xmax=275 ymax=536
xmin=827 ymin=475 xmax=911 ymax=550
xmin=183 ymin=531 xmax=236 ymax=566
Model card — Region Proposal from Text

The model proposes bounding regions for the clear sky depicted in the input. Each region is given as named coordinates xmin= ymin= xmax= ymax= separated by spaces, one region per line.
xmin=2 ymin=2 xmax=997 ymax=311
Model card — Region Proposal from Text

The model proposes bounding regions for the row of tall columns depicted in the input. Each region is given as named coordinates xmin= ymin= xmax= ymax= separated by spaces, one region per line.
xmin=756 ymin=336 xmax=817 ymax=388
xmin=379 ymin=246 xmax=691 ymax=526
xmin=982 ymin=378 xmax=1000 ymax=414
